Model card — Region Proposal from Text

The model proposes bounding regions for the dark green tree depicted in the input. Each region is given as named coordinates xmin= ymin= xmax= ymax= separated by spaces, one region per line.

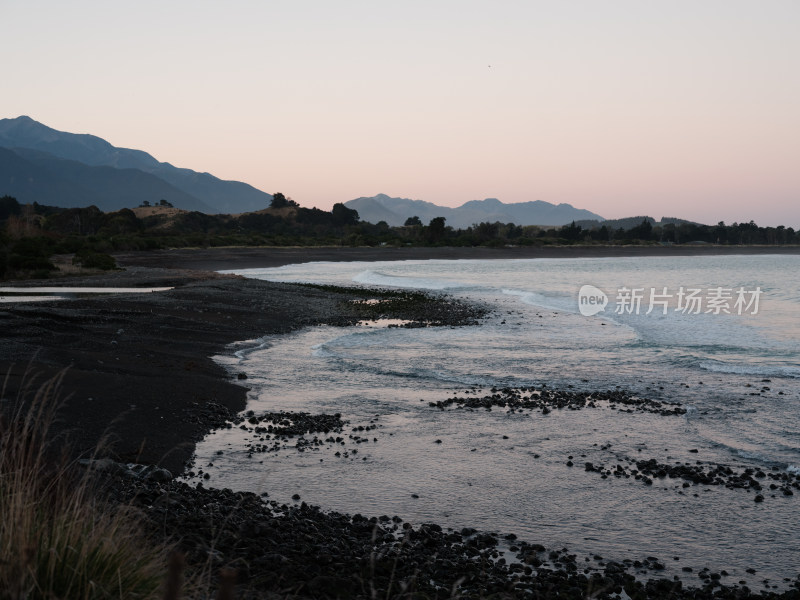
xmin=426 ymin=216 xmax=447 ymax=244
xmin=627 ymin=219 xmax=653 ymax=241
xmin=560 ymin=221 xmax=583 ymax=242
xmin=270 ymin=193 xmax=288 ymax=208
xmin=270 ymin=193 xmax=298 ymax=209
xmin=404 ymin=216 xmax=422 ymax=227
xmin=591 ymin=224 xmax=610 ymax=242
xmin=0 ymin=196 xmax=21 ymax=221
xmin=331 ymin=203 xmax=359 ymax=226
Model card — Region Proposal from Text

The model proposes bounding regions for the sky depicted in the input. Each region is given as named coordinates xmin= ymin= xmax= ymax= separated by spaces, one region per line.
xmin=4 ymin=0 xmax=799 ymax=226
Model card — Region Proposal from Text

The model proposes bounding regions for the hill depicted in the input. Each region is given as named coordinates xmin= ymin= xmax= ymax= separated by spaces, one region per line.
xmin=0 ymin=116 xmax=272 ymax=213
xmin=345 ymin=194 xmax=604 ymax=228
xmin=0 ymin=147 xmax=213 ymax=212
xmin=572 ymin=216 xmax=705 ymax=230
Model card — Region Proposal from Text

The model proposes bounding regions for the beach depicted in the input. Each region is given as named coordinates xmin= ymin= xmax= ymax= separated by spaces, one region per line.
xmin=0 ymin=265 xmax=482 ymax=475
xmin=2 ymin=247 xmax=800 ymax=598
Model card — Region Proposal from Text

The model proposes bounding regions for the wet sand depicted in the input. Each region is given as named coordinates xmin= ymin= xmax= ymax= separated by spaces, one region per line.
xmin=0 ymin=267 xmax=482 ymax=475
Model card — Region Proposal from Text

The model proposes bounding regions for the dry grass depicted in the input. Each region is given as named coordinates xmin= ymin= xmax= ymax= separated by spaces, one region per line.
xmin=0 ymin=370 xmax=178 ymax=599
xmin=48 ymin=254 xmax=105 ymax=277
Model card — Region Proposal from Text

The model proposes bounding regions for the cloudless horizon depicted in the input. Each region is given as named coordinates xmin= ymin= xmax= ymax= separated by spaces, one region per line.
xmin=5 ymin=1 xmax=799 ymax=227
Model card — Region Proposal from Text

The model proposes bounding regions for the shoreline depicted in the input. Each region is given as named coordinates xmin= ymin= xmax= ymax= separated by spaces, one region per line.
xmin=3 ymin=259 xmax=800 ymax=597
xmin=0 ymin=268 xmax=484 ymax=475
xmin=113 ymin=244 xmax=800 ymax=272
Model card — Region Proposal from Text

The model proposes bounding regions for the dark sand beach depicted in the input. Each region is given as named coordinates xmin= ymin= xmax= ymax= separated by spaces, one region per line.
xmin=1 ymin=266 xmax=481 ymax=475
xmin=3 ymin=246 xmax=800 ymax=598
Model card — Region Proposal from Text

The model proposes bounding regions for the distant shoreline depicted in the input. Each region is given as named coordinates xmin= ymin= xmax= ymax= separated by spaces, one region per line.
xmin=115 ymin=244 xmax=800 ymax=272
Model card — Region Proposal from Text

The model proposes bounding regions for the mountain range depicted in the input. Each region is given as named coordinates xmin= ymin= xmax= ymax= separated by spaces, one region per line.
xmin=0 ymin=116 xmax=272 ymax=213
xmin=344 ymin=194 xmax=604 ymax=228
xmin=1 ymin=117 xmax=607 ymax=225
xmin=572 ymin=216 xmax=702 ymax=230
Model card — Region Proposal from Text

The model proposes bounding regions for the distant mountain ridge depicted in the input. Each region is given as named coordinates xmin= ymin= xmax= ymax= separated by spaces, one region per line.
xmin=0 ymin=116 xmax=272 ymax=213
xmin=1 ymin=117 xmax=608 ymax=222
xmin=345 ymin=194 xmax=604 ymax=228
xmin=0 ymin=147 xmax=214 ymax=212
xmin=573 ymin=216 xmax=705 ymax=230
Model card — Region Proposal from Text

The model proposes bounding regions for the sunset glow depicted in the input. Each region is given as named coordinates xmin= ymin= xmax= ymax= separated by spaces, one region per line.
xmin=5 ymin=1 xmax=799 ymax=226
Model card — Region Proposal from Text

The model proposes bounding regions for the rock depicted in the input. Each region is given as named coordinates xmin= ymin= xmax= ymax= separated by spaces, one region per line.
xmin=146 ymin=467 xmax=172 ymax=482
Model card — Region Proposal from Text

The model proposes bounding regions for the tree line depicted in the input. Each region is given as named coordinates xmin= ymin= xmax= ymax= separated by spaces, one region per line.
xmin=0 ymin=194 xmax=798 ymax=280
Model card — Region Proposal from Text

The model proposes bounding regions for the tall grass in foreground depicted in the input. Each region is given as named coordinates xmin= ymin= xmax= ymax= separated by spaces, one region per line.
xmin=0 ymin=370 xmax=174 ymax=599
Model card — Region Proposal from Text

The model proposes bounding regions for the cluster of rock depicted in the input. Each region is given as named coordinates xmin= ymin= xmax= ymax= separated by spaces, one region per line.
xmin=102 ymin=471 xmax=800 ymax=599
xmin=584 ymin=457 xmax=800 ymax=501
xmin=230 ymin=410 xmax=380 ymax=457
xmin=237 ymin=410 xmax=347 ymax=437
xmin=429 ymin=386 xmax=687 ymax=416
xmin=193 ymin=409 xmax=382 ymax=458
xmin=335 ymin=286 xmax=490 ymax=328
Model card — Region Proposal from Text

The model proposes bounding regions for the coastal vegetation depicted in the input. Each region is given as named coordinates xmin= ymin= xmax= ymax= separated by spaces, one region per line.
xmin=0 ymin=372 xmax=178 ymax=599
xmin=0 ymin=193 xmax=798 ymax=280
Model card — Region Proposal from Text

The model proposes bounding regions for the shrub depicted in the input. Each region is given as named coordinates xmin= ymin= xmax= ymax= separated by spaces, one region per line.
xmin=74 ymin=251 xmax=117 ymax=270
xmin=0 ymin=372 xmax=174 ymax=599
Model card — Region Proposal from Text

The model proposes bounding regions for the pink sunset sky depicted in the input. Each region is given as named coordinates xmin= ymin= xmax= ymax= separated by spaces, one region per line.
xmin=4 ymin=1 xmax=799 ymax=226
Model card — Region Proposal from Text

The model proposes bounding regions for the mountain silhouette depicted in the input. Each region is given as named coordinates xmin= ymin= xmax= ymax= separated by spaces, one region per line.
xmin=0 ymin=147 xmax=213 ymax=212
xmin=345 ymin=194 xmax=604 ymax=228
xmin=0 ymin=116 xmax=271 ymax=213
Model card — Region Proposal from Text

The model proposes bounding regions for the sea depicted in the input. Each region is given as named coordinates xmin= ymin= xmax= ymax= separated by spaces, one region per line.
xmin=192 ymin=254 xmax=800 ymax=588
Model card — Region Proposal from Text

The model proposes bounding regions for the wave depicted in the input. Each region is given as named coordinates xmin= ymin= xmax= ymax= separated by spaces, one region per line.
xmin=310 ymin=343 xmax=337 ymax=359
xmin=305 ymin=340 xmax=523 ymax=389
xmin=736 ymin=449 xmax=770 ymax=462
xmin=501 ymin=288 xmax=576 ymax=313
xmin=499 ymin=288 xmax=635 ymax=336
xmin=230 ymin=337 xmax=274 ymax=359
xmin=338 ymin=360 xmax=503 ymax=388
xmin=351 ymin=270 xmax=473 ymax=290
xmin=698 ymin=360 xmax=800 ymax=379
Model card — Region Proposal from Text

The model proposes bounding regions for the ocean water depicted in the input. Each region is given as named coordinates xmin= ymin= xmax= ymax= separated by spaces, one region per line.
xmin=194 ymin=255 xmax=800 ymax=588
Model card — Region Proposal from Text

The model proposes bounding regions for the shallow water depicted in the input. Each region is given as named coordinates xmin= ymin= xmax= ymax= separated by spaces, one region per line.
xmin=0 ymin=286 xmax=173 ymax=303
xmin=193 ymin=255 xmax=800 ymax=589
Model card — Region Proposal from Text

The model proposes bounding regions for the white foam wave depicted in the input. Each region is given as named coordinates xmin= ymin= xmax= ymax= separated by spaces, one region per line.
xmin=352 ymin=270 xmax=469 ymax=290
xmin=787 ymin=465 xmax=800 ymax=475
xmin=698 ymin=360 xmax=800 ymax=379
xmin=501 ymin=288 xmax=575 ymax=313
xmin=501 ymin=288 xmax=633 ymax=335
xmin=737 ymin=449 xmax=768 ymax=461
xmin=311 ymin=344 xmax=337 ymax=358
xmin=232 ymin=337 xmax=273 ymax=359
